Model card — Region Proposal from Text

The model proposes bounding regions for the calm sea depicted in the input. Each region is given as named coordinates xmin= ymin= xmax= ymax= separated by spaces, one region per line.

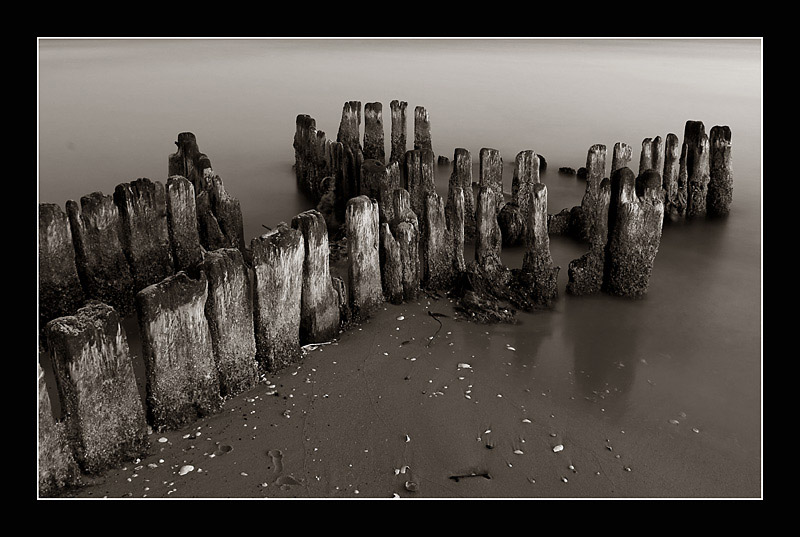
xmin=38 ymin=38 xmax=762 ymax=492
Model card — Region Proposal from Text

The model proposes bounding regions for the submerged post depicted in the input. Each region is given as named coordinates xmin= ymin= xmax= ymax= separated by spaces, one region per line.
xmin=251 ymin=223 xmax=305 ymax=372
xmin=603 ymin=168 xmax=665 ymax=298
xmin=46 ymin=301 xmax=149 ymax=474
xmin=707 ymin=125 xmax=733 ymax=217
xmin=681 ymin=120 xmax=711 ymax=219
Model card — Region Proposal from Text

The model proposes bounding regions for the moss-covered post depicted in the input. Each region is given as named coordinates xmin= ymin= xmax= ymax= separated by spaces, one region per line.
xmin=200 ymin=248 xmax=259 ymax=398
xmin=39 ymin=203 xmax=86 ymax=326
xmin=46 ymin=301 xmax=149 ymax=474
xmin=137 ymin=272 xmax=222 ymax=431
xmin=251 ymin=223 xmax=305 ymax=372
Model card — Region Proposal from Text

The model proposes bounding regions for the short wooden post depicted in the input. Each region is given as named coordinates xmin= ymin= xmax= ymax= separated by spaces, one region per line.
xmin=39 ymin=203 xmax=86 ymax=325
xmin=346 ymin=196 xmax=384 ymax=319
xmin=166 ymin=175 xmax=203 ymax=272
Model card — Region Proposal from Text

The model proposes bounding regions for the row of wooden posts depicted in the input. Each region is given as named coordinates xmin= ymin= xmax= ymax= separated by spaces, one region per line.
xmin=38 ymin=103 xmax=732 ymax=496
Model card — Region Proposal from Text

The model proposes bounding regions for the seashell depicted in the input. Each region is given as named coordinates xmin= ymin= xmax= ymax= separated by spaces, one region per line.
xmin=178 ymin=465 xmax=194 ymax=476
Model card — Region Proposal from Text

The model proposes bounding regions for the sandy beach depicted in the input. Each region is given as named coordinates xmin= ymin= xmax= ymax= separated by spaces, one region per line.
xmin=51 ymin=292 xmax=760 ymax=500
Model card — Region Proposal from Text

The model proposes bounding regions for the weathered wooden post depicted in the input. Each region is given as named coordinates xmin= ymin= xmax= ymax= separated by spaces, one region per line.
xmin=413 ymin=105 xmax=432 ymax=152
xmin=521 ymin=183 xmax=559 ymax=306
xmin=681 ymin=120 xmax=711 ymax=219
xmin=380 ymin=223 xmax=404 ymax=304
xmin=363 ymin=102 xmax=385 ymax=163
xmin=707 ymin=125 xmax=733 ymax=217
xmin=38 ymin=362 xmax=80 ymax=497
xmin=498 ymin=150 xmax=538 ymax=246
xmin=391 ymin=189 xmax=421 ymax=301
xmin=662 ymin=133 xmax=684 ymax=221
xmin=66 ymin=193 xmax=135 ymax=315
xmin=293 ymin=114 xmax=317 ymax=199
xmin=137 ymin=272 xmax=222 ymax=431
xmin=421 ymin=192 xmax=455 ymax=290
xmin=169 ymin=132 xmax=212 ymax=195
xmin=639 ymin=136 xmax=664 ymax=175
xmin=251 ymin=223 xmax=305 ymax=372
xmin=291 ymin=210 xmax=341 ymax=343
xmin=46 ymin=301 xmax=149 ymax=474
xmin=603 ymin=168 xmax=665 ymax=298
xmin=207 ymin=174 xmax=246 ymax=254
xmin=405 ymin=148 xmax=437 ymax=218
xmin=196 ymin=188 xmax=230 ymax=251
xmin=380 ymin=160 xmax=403 ymax=224
xmin=480 ymin=148 xmax=504 ymax=215
xmin=611 ymin=142 xmax=632 ymax=177
xmin=577 ymin=144 xmax=608 ymax=243
xmin=360 ymin=158 xmax=385 ymax=202
xmin=390 ymin=100 xmax=408 ymax=165
xmin=446 ymin=175 xmax=466 ymax=274
xmin=475 ymin=184 xmax=502 ymax=273
xmin=200 ymin=248 xmax=259 ymax=398
xmin=346 ymin=196 xmax=384 ymax=319
xmin=114 ymin=178 xmax=174 ymax=292
xmin=39 ymin=203 xmax=86 ymax=326
xmin=166 ymin=175 xmax=203 ymax=272
xmin=451 ymin=148 xmax=475 ymax=238
xmin=566 ymin=178 xmax=611 ymax=296
xmin=338 ymin=101 xmax=363 ymax=201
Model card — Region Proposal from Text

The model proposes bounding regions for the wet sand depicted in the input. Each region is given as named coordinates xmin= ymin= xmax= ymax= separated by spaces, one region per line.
xmin=53 ymin=292 xmax=760 ymax=499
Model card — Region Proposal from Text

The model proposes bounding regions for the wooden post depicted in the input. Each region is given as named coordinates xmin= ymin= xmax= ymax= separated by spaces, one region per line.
xmin=390 ymin=100 xmax=408 ymax=165
xmin=479 ymin=148 xmax=504 ymax=214
xmin=39 ymin=203 xmax=86 ymax=325
xmin=662 ymin=133 xmax=683 ymax=221
xmin=413 ymin=105 xmax=432 ymax=152
xmin=380 ymin=223 xmax=404 ymax=304
xmin=421 ymin=192 xmax=455 ymax=290
xmin=251 ymin=223 xmax=305 ymax=371
xmin=639 ymin=136 xmax=664 ymax=175
xmin=200 ymin=248 xmax=259 ymax=398
xmin=346 ymin=196 xmax=384 ymax=319
xmin=521 ymin=183 xmax=559 ymax=306
xmin=499 ymin=150 xmax=539 ymax=246
xmin=391 ymin=188 xmax=421 ymax=301
xmin=475 ymin=184 xmax=502 ymax=273
xmin=66 ymin=193 xmax=135 ymax=315
xmin=46 ymin=301 xmax=149 ymax=473
xmin=208 ymin=174 xmax=246 ymax=254
xmin=136 ymin=272 xmax=222 ymax=431
xmin=611 ymin=142 xmax=632 ymax=177
xmin=338 ymin=101 xmax=363 ymax=200
xmin=451 ymin=148 xmax=475 ymax=237
xmin=603 ymin=169 xmax=665 ymax=298
xmin=169 ymin=132 xmax=212 ymax=195
xmin=38 ymin=362 xmax=80 ymax=497
xmin=446 ymin=180 xmax=466 ymax=274
xmin=364 ymin=102 xmax=385 ymax=163
xmin=405 ymin=148 xmax=436 ymax=218
xmin=566 ymin=178 xmax=611 ymax=296
xmin=291 ymin=210 xmax=341 ymax=343
xmin=682 ymin=120 xmax=711 ymax=219
xmin=360 ymin=158 xmax=385 ymax=202
xmin=114 ymin=178 xmax=174 ymax=292
xmin=293 ymin=114 xmax=317 ymax=199
xmin=578 ymin=144 xmax=608 ymax=243
xmin=707 ymin=125 xmax=733 ymax=217
xmin=166 ymin=175 xmax=203 ymax=272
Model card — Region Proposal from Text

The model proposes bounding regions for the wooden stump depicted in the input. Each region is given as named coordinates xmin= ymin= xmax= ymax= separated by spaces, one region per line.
xmin=251 ymin=223 xmax=305 ymax=372
xmin=346 ymin=196 xmax=383 ymax=320
xmin=46 ymin=301 xmax=149 ymax=473
xmin=136 ymin=272 xmax=222 ymax=431
xmin=39 ymin=203 xmax=86 ymax=325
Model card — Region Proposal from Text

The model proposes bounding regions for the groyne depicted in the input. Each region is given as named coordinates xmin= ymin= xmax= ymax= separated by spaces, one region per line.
xmin=38 ymin=103 xmax=733 ymax=497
